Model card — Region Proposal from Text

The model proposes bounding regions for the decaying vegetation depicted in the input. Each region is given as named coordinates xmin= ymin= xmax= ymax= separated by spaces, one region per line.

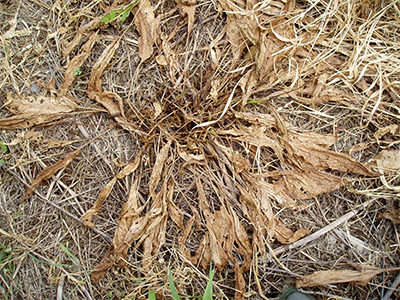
xmin=1 ymin=0 xmax=399 ymax=299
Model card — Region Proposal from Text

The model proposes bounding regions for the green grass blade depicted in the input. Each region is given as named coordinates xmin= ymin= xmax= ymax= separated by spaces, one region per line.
xmin=101 ymin=0 xmax=140 ymax=23
xmin=202 ymin=246 xmax=215 ymax=300
xmin=60 ymin=243 xmax=80 ymax=266
xmin=0 ymin=141 xmax=7 ymax=154
xmin=119 ymin=9 xmax=131 ymax=23
xmin=202 ymin=268 xmax=215 ymax=300
xmin=26 ymin=251 xmax=72 ymax=267
xmin=101 ymin=9 xmax=120 ymax=23
xmin=148 ymin=289 xmax=156 ymax=300
xmin=168 ymin=268 xmax=181 ymax=300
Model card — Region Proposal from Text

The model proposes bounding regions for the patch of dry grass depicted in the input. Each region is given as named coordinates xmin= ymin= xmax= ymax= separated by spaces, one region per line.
xmin=1 ymin=0 xmax=399 ymax=299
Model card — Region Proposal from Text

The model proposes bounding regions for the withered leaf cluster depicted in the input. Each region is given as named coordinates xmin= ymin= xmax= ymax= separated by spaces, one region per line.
xmin=1 ymin=0 xmax=388 ymax=298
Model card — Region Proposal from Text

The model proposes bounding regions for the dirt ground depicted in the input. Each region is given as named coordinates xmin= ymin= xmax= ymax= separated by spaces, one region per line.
xmin=0 ymin=0 xmax=399 ymax=299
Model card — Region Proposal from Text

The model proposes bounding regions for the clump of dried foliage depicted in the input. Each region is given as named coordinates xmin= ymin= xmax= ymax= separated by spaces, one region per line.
xmin=1 ymin=0 xmax=400 ymax=299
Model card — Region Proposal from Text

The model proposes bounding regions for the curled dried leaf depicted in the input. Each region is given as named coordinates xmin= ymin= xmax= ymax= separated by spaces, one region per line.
xmin=296 ymin=267 xmax=395 ymax=288
xmin=24 ymin=148 xmax=82 ymax=199
xmin=82 ymin=154 xmax=142 ymax=227
xmin=288 ymin=139 xmax=379 ymax=177
xmin=81 ymin=177 xmax=117 ymax=227
xmin=369 ymin=149 xmax=400 ymax=173
xmin=148 ymin=140 xmax=172 ymax=199
xmin=63 ymin=18 xmax=102 ymax=57
xmin=88 ymin=38 xmax=121 ymax=96
xmin=134 ymin=0 xmax=157 ymax=62
xmin=0 ymin=93 xmax=79 ymax=129
xmin=175 ymin=0 xmax=196 ymax=35
xmin=60 ymin=32 xmax=98 ymax=94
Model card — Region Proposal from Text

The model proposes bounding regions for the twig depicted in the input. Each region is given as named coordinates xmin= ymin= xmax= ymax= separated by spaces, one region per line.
xmin=260 ymin=198 xmax=375 ymax=263
xmin=382 ymin=271 xmax=400 ymax=300
xmin=80 ymin=285 xmax=94 ymax=300
xmin=7 ymin=169 xmax=113 ymax=243
xmin=56 ymin=275 xmax=65 ymax=300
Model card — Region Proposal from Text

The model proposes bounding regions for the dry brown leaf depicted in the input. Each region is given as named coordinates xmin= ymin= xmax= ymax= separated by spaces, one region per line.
xmin=296 ymin=267 xmax=398 ymax=288
xmin=368 ymin=150 xmax=400 ymax=192
xmin=267 ymin=214 xmax=308 ymax=246
xmin=134 ymin=0 xmax=157 ymax=62
xmin=236 ymin=184 xmax=269 ymax=256
xmin=287 ymin=227 xmax=310 ymax=244
xmin=257 ymin=179 xmax=298 ymax=209
xmin=145 ymin=213 xmax=168 ymax=269
xmin=255 ymin=34 xmax=274 ymax=80
xmin=168 ymin=188 xmax=185 ymax=229
xmin=233 ymin=261 xmax=246 ymax=300
xmin=86 ymin=39 xmax=146 ymax=136
xmin=208 ymin=29 xmax=226 ymax=70
xmin=178 ymin=216 xmax=203 ymax=265
xmin=175 ymin=0 xmax=196 ymax=35
xmin=118 ymin=214 xmax=155 ymax=261
xmin=228 ymin=205 xmax=252 ymax=263
xmin=63 ymin=18 xmax=102 ymax=57
xmin=148 ymin=140 xmax=172 ymax=199
xmin=23 ymin=129 xmax=43 ymax=143
xmin=113 ymin=179 xmax=148 ymax=266
xmin=287 ymin=88 xmax=350 ymax=106
xmin=156 ymin=54 xmax=168 ymax=66
xmin=220 ymin=112 xmax=377 ymax=211
xmin=177 ymin=146 xmax=205 ymax=162
xmin=234 ymin=111 xmax=281 ymax=129
xmin=220 ymin=0 xmax=261 ymax=58
xmin=258 ymin=168 xmax=349 ymax=208
xmin=139 ymin=181 xmax=169 ymax=272
xmin=275 ymin=168 xmax=351 ymax=202
xmin=0 ymin=114 xmax=62 ymax=130
xmin=40 ymin=138 xmax=83 ymax=149
xmin=258 ymin=167 xmax=348 ymax=209
xmin=0 ymin=93 xmax=78 ymax=129
xmin=60 ymin=32 xmax=98 ymax=94
xmin=288 ymin=138 xmax=379 ymax=177
xmin=273 ymin=218 xmax=296 ymax=244
xmin=219 ymin=126 xmax=285 ymax=163
xmin=88 ymin=38 xmax=121 ymax=96
xmin=224 ymin=12 xmax=246 ymax=58
xmin=215 ymin=141 xmax=250 ymax=173
xmin=349 ymin=142 xmax=373 ymax=156
xmin=239 ymin=71 xmax=257 ymax=106
xmin=116 ymin=153 xmax=142 ymax=179
xmin=91 ymin=215 xmax=148 ymax=282
xmin=369 ymin=149 xmax=400 ymax=173
xmin=289 ymin=130 xmax=338 ymax=148
xmin=94 ymin=92 xmax=146 ymax=136
xmin=195 ymin=233 xmax=212 ymax=270
xmin=24 ymin=148 xmax=82 ymax=199
xmin=91 ymin=179 xmax=162 ymax=282
xmin=5 ymin=93 xmax=78 ymax=115
xmin=82 ymin=154 xmax=142 ymax=227
xmin=161 ymin=39 xmax=180 ymax=83
xmin=196 ymin=178 xmax=229 ymax=270
xmin=374 ymin=124 xmax=399 ymax=141
xmin=300 ymin=74 xmax=330 ymax=103
xmin=381 ymin=209 xmax=400 ymax=224
xmin=90 ymin=251 xmax=115 ymax=282
xmin=81 ymin=177 xmax=117 ymax=227
xmin=153 ymin=102 xmax=162 ymax=119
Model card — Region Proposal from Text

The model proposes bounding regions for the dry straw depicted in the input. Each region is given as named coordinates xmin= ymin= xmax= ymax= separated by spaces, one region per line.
xmin=0 ymin=0 xmax=399 ymax=299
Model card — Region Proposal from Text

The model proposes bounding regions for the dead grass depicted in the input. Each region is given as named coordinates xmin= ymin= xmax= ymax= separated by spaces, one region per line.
xmin=1 ymin=0 xmax=400 ymax=299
